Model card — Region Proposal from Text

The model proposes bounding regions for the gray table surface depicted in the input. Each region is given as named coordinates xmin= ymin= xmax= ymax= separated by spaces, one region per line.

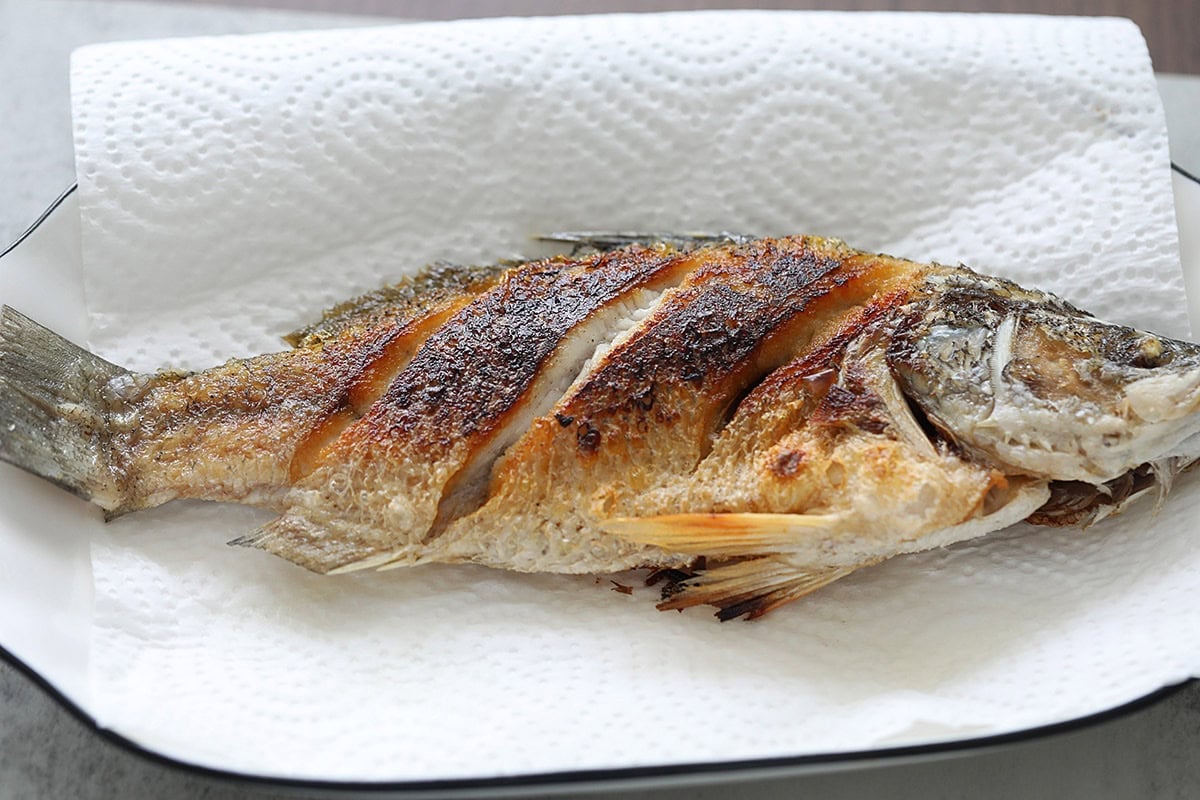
xmin=2 ymin=2 xmax=1200 ymax=797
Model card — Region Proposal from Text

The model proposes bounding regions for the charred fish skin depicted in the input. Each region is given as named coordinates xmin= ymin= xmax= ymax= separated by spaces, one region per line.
xmin=2 ymin=237 xmax=1199 ymax=620
xmin=248 ymin=243 xmax=703 ymax=574
xmin=435 ymin=239 xmax=987 ymax=578
xmin=433 ymin=236 xmax=895 ymax=573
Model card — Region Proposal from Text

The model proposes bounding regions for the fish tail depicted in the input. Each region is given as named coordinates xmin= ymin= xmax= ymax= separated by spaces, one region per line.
xmin=0 ymin=306 xmax=127 ymax=511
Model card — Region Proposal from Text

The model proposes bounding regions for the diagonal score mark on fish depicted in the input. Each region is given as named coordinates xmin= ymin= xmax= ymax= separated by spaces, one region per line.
xmin=2 ymin=235 xmax=1200 ymax=620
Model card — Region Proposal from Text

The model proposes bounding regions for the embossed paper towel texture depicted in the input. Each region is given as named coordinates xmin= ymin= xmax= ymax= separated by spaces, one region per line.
xmin=69 ymin=13 xmax=1197 ymax=780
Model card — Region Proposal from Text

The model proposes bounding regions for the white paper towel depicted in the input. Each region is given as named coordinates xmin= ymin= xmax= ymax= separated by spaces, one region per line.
xmin=65 ymin=12 xmax=1199 ymax=781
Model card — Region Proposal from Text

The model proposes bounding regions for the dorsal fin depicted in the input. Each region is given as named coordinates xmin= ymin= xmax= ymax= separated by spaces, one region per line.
xmin=537 ymin=231 xmax=754 ymax=255
xmin=283 ymin=262 xmax=507 ymax=347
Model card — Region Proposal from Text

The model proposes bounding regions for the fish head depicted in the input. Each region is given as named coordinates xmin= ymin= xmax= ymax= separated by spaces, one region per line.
xmin=888 ymin=269 xmax=1200 ymax=482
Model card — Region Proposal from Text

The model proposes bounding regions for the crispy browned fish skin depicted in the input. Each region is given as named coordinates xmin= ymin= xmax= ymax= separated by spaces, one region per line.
xmin=2 ymin=235 xmax=1199 ymax=620
xmin=433 ymin=240 xmax=980 ymax=575
xmin=101 ymin=264 xmax=505 ymax=513
xmin=250 ymin=243 xmax=700 ymax=573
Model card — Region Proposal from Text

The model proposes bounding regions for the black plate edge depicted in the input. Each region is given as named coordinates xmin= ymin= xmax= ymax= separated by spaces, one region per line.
xmin=1174 ymin=161 xmax=1200 ymax=185
xmin=1 ymin=165 xmax=1198 ymax=794
xmin=0 ymin=183 xmax=78 ymax=260
xmin=0 ymin=641 xmax=1191 ymax=795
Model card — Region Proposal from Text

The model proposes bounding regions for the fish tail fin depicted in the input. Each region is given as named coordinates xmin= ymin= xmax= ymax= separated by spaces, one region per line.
xmin=0 ymin=306 xmax=128 ymax=511
xmin=603 ymin=512 xmax=862 ymax=619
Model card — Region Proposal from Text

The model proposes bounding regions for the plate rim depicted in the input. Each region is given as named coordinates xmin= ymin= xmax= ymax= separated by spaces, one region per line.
xmin=0 ymin=184 xmax=78 ymax=261
xmin=0 ymin=640 xmax=1190 ymax=794
xmin=1 ymin=167 xmax=1198 ymax=794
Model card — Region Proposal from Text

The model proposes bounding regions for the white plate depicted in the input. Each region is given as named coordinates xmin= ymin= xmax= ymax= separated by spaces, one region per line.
xmin=1 ymin=171 xmax=1199 ymax=794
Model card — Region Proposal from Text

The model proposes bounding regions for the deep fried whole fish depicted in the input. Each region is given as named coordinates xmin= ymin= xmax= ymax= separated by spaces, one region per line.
xmin=2 ymin=235 xmax=1199 ymax=619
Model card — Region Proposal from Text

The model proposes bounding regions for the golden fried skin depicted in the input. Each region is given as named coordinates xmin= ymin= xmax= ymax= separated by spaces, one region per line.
xmin=4 ymin=235 xmax=1199 ymax=619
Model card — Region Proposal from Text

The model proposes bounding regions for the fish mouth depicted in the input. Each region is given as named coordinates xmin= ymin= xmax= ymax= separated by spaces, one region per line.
xmin=1106 ymin=362 xmax=1200 ymax=477
xmin=1123 ymin=362 xmax=1200 ymax=424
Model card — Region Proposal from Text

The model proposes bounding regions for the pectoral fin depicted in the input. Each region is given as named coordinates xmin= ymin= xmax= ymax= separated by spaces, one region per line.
xmin=600 ymin=512 xmax=842 ymax=557
xmin=602 ymin=512 xmax=861 ymax=620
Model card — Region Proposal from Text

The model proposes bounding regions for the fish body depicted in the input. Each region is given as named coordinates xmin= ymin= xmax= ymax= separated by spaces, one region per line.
xmin=2 ymin=235 xmax=1199 ymax=619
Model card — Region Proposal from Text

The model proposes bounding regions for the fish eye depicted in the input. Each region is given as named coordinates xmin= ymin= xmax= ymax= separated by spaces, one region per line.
xmin=1130 ymin=336 xmax=1166 ymax=369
